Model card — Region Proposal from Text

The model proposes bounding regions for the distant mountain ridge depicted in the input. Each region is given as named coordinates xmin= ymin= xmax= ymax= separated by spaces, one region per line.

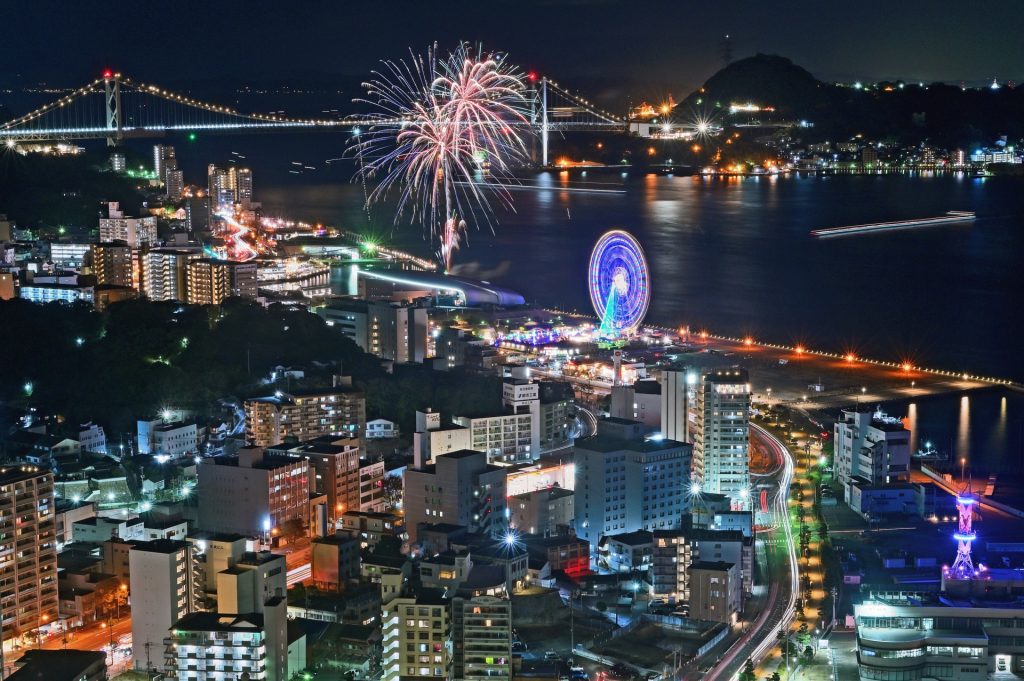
xmin=677 ymin=54 xmax=1024 ymax=147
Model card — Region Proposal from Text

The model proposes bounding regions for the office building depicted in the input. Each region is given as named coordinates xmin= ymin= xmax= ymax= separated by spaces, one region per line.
xmin=359 ymin=457 xmax=386 ymax=512
xmin=0 ymin=271 xmax=15 ymax=301
xmin=834 ymin=407 xmax=912 ymax=497
xmin=692 ymin=369 xmax=751 ymax=509
xmin=196 ymin=446 xmax=312 ymax=537
xmin=318 ymin=298 xmax=428 ymax=363
xmin=91 ymin=241 xmax=134 ymax=288
xmin=186 ymin=258 xmax=257 ymax=305
xmin=661 ymin=368 xmax=693 ymax=443
xmin=98 ymin=202 xmax=157 ymax=248
xmin=244 ymin=384 xmax=366 ymax=449
xmin=688 ymin=561 xmax=741 ymax=624
xmin=404 ymin=450 xmax=507 ymax=545
xmin=538 ymin=381 xmax=574 ymax=452
xmin=311 ymin=533 xmax=361 ymax=592
xmin=138 ymin=419 xmax=202 ymax=458
xmin=216 ymin=551 xmax=287 ymax=615
xmin=49 ymin=242 xmax=91 ymax=269
xmin=129 ymin=539 xmax=198 ymax=671
xmin=187 ymin=533 xmax=248 ymax=603
xmin=381 ymin=591 xmax=450 ymax=681
xmin=610 ymin=379 xmax=661 ymax=429
xmin=164 ymin=600 xmax=290 ymax=681
xmin=450 ymin=595 xmax=512 ymax=681
xmin=454 ymin=379 xmax=540 ymax=464
xmin=412 ymin=410 xmax=471 ymax=469
xmin=509 ymin=487 xmax=574 ymax=537
xmin=854 ymin=590 xmax=1024 ymax=679
xmin=0 ymin=467 xmax=59 ymax=641
xmin=339 ymin=511 xmax=401 ymax=550
xmin=141 ymin=249 xmax=199 ymax=301
xmin=267 ymin=436 xmax=361 ymax=525
xmin=573 ymin=418 xmax=692 ymax=544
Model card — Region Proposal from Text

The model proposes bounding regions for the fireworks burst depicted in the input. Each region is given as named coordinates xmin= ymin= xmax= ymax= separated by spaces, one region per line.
xmin=350 ymin=43 xmax=531 ymax=271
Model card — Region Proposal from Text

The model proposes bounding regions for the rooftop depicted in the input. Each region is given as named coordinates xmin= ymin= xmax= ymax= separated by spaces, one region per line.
xmin=690 ymin=560 xmax=737 ymax=572
xmin=171 ymin=611 xmax=265 ymax=634
xmin=576 ymin=434 xmax=688 ymax=454
xmin=8 ymin=650 xmax=105 ymax=681
xmin=604 ymin=530 xmax=654 ymax=546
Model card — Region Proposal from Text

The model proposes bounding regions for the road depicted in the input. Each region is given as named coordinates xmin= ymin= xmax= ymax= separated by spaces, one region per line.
xmin=698 ymin=424 xmax=798 ymax=681
xmin=4 ymin=616 xmax=133 ymax=676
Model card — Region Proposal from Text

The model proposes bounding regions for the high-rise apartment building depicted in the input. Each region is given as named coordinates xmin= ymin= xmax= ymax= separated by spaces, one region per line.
xmin=267 ymin=436 xmax=361 ymax=526
xmin=154 ymin=145 xmax=175 ymax=184
xmin=244 ymin=385 xmax=366 ymax=449
xmin=186 ymin=258 xmax=257 ymax=305
xmin=661 ymin=368 xmax=693 ymax=443
xmin=692 ymin=369 xmax=751 ymax=509
xmin=165 ymin=169 xmax=184 ymax=199
xmin=381 ymin=591 xmax=450 ymax=681
xmin=141 ymin=249 xmax=199 ymax=301
xmin=404 ymin=450 xmax=507 ymax=545
xmin=450 ymin=595 xmax=512 ymax=681
xmin=208 ymin=165 xmax=254 ymax=213
xmin=129 ymin=539 xmax=198 ymax=672
xmin=196 ymin=446 xmax=311 ymax=537
xmin=0 ymin=467 xmax=59 ymax=641
xmin=573 ymin=418 xmax=692 ymax=544
xmin=91 ymin=241 xmax=134 ymax=287
xmin=98 ymin=202 xmax=157 ymax=248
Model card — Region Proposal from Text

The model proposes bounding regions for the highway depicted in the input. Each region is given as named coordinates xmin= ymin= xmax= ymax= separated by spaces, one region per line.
xmin=699 ymin=424 xmax=798 ymax=681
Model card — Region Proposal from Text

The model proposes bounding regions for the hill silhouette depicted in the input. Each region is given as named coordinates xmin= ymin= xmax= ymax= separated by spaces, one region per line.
xmin=677 ymin=54 xmax=1024 ymax=148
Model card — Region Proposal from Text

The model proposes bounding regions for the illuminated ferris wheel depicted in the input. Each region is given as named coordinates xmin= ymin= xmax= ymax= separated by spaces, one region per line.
xmin=588 ymin=230 xmax=651 ymax=338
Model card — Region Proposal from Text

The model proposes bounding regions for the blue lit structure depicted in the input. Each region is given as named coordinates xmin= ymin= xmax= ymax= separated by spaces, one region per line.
xmin=588 ymin=230 xmax=650 ymax=338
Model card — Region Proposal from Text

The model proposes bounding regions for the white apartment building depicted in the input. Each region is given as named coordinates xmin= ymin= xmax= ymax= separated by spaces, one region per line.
xmin=834 ymin=407 xmax=912 ymax=498
xmin=453 ymin=379 xmax=540 ymax=464
xmin=130 ymin=539 xmax=198 ymax=671
xmin=692 ymin=369 xmax=751 ymax=509
xmin=99 ymin=202 xmax=157 ymax=248
xmin=142 ymin=249 xmax=198 ymax=301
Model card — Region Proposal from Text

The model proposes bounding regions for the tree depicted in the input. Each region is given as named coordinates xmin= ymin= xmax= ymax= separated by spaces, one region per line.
xmin=739 ymin=658 xmax=756 ymax=681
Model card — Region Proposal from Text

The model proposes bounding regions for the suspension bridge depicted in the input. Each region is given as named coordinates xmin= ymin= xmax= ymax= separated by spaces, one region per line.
xmin=0 ymin=70 xmax=624 ymax=165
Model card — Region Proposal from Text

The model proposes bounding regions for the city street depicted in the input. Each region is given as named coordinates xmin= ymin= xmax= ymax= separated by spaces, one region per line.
xmin=2 ymin=616 xmax=133 ymax=677
xmin=698 ymin=424 xmax=798 ymax=681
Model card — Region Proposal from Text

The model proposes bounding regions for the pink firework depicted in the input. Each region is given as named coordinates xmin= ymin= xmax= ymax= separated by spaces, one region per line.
xmin=351 ymin=43 xmax=530 ymax=271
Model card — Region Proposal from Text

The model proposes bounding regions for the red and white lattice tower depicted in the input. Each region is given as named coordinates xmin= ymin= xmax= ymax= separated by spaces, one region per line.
xmin=948 ymin=490 xmax=978 ymax=579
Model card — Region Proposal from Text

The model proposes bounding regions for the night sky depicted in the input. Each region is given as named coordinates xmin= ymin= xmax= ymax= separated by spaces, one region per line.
xmin=5 ymin=0 xmax=1024 ymax=100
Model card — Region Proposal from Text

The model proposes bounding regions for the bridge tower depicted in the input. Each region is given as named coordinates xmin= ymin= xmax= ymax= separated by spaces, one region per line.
xmin=540 ymin=77 xmax=549 ymax=167
xmin=103 ymin=71 xmax=122 ymax=146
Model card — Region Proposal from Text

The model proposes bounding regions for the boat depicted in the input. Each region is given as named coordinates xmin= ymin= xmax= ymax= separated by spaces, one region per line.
xmin=811 ymin=211 xmax=976 ymax=238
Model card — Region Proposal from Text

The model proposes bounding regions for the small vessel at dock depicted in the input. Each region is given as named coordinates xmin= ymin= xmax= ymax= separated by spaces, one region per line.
xmin=811 ymin=211 xmax=976 ymax=238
